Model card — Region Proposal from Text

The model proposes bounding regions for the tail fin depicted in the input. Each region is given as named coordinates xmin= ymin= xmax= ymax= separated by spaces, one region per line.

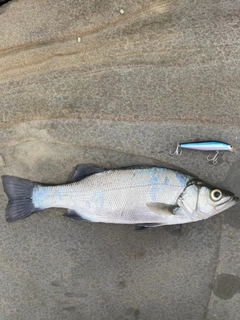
xmin=2 ymin=175 xmax=41 ymax=222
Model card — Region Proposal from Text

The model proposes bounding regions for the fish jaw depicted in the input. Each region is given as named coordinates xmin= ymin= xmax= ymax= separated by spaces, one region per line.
xmin=215 ymin=196 xmax=239 ymax=213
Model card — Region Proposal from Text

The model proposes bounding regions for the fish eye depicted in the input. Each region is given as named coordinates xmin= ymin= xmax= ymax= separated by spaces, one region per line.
xmin=211 ymin=189 xmax=222 ymax=201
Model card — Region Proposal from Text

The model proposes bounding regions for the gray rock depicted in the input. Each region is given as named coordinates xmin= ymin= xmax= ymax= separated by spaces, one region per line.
xmin=0 ymin=0 xmax=240 ymax=319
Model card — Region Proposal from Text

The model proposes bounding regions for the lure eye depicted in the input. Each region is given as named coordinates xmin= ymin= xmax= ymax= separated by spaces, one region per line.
xmin=211 ymin=189 xmax=222 ymax=201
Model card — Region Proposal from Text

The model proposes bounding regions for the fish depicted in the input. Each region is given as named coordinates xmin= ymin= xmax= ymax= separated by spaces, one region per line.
xmin=1 ymin=165 xmax=238 ymax=229
xmin=170 ymin=141 xmax=235 ymax=164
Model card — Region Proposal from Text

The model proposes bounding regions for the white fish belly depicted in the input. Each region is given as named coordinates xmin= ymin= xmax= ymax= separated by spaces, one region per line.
xmin=32 ymin=168 xmax=191 ymax=224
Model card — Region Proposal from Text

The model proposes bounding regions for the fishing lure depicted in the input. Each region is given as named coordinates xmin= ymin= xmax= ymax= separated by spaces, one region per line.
xmin=170 ymin=141 xmax=235 ymax=164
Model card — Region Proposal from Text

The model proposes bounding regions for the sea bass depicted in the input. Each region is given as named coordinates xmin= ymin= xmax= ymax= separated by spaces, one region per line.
xmin=1 ymin=165 xmax=238 ymax=229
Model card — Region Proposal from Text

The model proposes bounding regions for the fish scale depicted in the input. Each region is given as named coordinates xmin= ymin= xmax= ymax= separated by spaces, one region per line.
xmin=32 ymin=168 xmax=191 ymax=223
xmin=2 ymin=165 xmax=238 ymax=227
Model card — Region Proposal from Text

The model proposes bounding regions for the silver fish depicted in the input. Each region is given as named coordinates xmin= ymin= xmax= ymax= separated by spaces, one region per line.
xmin=1 ymin=165 xmax=238 ymax=229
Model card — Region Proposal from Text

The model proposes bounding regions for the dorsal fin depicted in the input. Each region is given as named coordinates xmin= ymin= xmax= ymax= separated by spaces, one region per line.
xmin=70 ymin=164 xmax=104 ymax=182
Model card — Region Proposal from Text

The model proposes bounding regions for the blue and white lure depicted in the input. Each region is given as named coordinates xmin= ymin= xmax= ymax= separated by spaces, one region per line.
xmin=170 ymin=141 xmax=235 ymax=164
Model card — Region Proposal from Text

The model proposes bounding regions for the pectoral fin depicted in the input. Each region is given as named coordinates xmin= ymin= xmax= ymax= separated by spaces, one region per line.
xmin=170 ymin=224 xmax=182 ymax=231
xmin=146 ymin=202 xmax=178 ymax=215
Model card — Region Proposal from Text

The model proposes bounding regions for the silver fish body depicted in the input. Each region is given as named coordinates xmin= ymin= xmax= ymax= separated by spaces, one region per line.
xmin=2 ymin=165 xmax=238 ymax=227
xmin=32 ymin=167 xmax=191 ymax=225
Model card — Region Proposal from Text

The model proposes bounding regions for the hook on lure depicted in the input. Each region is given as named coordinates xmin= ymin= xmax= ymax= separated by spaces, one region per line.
xmin=206 ymin=150 xmax=219 ymax=165
xmin=170 ymin=141 xmax=235 ymax=165
xmin=169 ymin=144 xmax=182 ymax=156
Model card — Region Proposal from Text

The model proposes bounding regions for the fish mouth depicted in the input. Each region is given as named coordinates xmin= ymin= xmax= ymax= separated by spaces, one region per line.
xmin=216 ymin=196 xmax=239 ymax=212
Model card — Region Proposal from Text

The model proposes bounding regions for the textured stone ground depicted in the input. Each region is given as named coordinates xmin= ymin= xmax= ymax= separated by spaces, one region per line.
xmin=0 ymin=0 xmax=240 ymax=319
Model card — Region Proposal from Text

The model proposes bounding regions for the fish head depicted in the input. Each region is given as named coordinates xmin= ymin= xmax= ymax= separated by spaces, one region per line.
xmin=178 ymin=181 xmax=238 ymax=220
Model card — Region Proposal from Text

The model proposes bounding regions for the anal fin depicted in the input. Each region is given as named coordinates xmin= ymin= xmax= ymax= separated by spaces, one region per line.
xmin=63 ymin=209 xmax=87 ymax=221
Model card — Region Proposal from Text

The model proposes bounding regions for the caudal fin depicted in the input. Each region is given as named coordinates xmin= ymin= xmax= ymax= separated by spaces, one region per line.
xmin=2 ymin=175 xmax=41 ymax=222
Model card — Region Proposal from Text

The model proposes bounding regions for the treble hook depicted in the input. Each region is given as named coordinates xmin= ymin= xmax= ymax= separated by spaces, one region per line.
xmin=207 ymin=150 xmax=219 ymax=165
xmin=170 ymin=144 xmax=182 ymax=156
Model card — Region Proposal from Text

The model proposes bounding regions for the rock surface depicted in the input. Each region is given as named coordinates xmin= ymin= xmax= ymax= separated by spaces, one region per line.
xmin=0 ymin=0 xmax=240 ymax=319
